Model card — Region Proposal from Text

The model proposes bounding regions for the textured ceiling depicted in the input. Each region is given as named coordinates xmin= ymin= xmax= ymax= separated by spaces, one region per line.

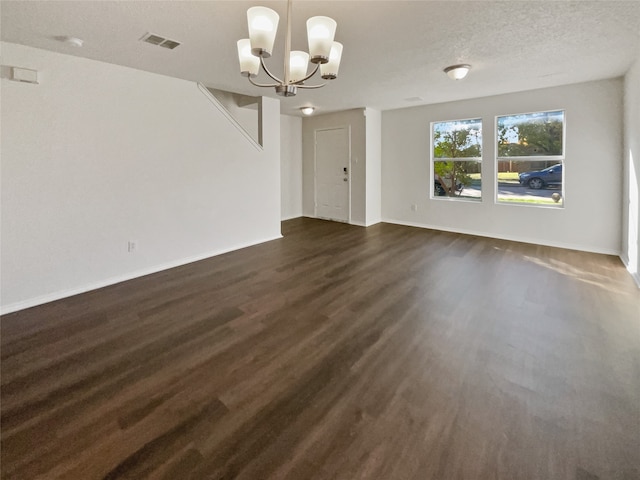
xmin=2 ymin=1 xmax=639 ymax=116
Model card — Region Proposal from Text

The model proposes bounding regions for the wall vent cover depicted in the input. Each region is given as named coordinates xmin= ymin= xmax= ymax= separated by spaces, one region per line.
xmin=140 ymin=32 xmax=181 ymax=49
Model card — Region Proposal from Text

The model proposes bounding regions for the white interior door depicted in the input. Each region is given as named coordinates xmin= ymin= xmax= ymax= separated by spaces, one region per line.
xmin=315 ymin=127 xmax=350 ymax=222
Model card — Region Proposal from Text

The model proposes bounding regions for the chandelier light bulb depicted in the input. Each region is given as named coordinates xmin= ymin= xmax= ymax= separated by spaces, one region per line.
xmin=247 ymin=6 xmax=279 ymax=57
xmin=237 ymin=39 xmax=259 ymax=77
xmin=321 ymin=41 xmax=343 ymax=79
xmin=251 ymin=16 xmax=274 ymax=31
xmin=307 ymin=16 xmax=336 ymax=63
xmin=289 ymin=51 xmax=310 ymax=83
xmin=309 ymin=25 xmax=330 ymax=39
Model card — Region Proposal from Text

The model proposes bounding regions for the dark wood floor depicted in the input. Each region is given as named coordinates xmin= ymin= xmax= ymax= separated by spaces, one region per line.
xmin=2 ymin=218 xmax=639 ymax=480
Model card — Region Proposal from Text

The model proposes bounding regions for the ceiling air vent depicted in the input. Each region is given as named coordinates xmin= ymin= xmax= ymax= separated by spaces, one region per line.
xmin=159 ymin=39 xmax=180 ymax=50
xmin=140 ymin=32 xmax=181 ymax=50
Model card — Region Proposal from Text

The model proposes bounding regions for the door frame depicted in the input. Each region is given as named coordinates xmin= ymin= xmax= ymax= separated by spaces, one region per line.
xmin=313 ymin=125 xmax=352 ymax=223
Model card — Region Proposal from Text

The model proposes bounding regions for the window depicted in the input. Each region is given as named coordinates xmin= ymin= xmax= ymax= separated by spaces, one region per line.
xmin=496 ymin=110 xmax=565 ymax=207
xmin=431 ymin=118 xmax=482 ymax=201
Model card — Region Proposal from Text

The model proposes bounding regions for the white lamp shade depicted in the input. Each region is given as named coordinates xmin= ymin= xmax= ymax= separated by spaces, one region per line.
xmin=445 ymin=65 xmax=470 ymax=80
xmin=320 ymin=42 xmax=343 ymax=79
xmin=306 ymin=16 xmax=336 ymax=63
xmin=289 ymin=50 xmax=310 ymax=83
xmin=300 ymin=106 xmax=315 ymax=115
xmin=247 ymin=6 xmax=279 ymax=58
xmin=237 ymin=39 xmax=259 ymax=77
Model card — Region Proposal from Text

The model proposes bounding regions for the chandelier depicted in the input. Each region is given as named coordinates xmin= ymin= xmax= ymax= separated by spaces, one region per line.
xmin=236 ymin=0 xmax=343 ymax=97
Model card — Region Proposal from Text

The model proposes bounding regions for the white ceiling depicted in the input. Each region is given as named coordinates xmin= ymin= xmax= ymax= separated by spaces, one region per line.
xmin=2 ymin=1 xmax=639 ymax=116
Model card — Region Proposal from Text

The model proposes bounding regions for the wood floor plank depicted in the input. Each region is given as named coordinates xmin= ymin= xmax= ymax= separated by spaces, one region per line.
xmin=2 ymin=218 xmax=639 ymax=479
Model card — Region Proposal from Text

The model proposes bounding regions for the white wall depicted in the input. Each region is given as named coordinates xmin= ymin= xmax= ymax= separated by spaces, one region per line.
xmin=206 ymin=89 xmax=259 ymax=145
xmin=280 ymin=114 xmax=303 ymax=220
xmin=622 ymin=54 xmax=640 ymax=285
xmin=0 ymin=42 xmax=282 ymax=313
xmin=365 ymin=108 xmax=382 ymax=226
xmin=382 ymin=79 xmax=623 ymax=255
xmin=302 ymin=109 xmax=367 ymax=225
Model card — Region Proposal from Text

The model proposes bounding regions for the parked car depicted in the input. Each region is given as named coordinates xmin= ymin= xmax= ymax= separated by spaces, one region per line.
xmin=434 ymin=177 xmax=463 ymax=196
xmin=519 ymin=164 xmax=562 ymax=189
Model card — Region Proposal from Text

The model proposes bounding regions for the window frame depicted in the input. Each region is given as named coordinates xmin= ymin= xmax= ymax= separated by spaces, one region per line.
xmin=494 ymin=109 xmax=566 ymax=207
xmin=430 ymin=117 xmax=483 ymax=201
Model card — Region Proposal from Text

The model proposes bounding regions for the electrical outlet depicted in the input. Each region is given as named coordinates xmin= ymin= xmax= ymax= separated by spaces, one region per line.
xmin=411 ymin=204 xmax=418 ymax=212
xmin=128 ymin=241 xmax=138 ymax=253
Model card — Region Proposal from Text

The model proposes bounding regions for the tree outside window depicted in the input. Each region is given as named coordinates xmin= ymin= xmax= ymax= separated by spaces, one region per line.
xmin=432 ymin=118 xmax=482 ymax=200
xmin=496 ymin=110 xmax=564 ymax=207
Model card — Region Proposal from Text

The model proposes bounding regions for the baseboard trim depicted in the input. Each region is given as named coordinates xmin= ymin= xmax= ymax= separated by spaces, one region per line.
xmin=301 ymin=214 xmax=362 ymax=226
xmin=381 ymin=218 xmax=621 ymax=256
xmin=1 ymin=235 xmax=283 ymax=315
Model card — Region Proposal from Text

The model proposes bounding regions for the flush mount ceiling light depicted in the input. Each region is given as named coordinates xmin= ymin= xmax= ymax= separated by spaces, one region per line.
xmin=444 ymin=64 xmax=471 ymax=80
xmin=237 ymin=0 xmax=343 ymax=97
xmin=62 ymin=36 xmax=84 ymax=47
xmin=300 ymin=106 xmax=315 ymax=115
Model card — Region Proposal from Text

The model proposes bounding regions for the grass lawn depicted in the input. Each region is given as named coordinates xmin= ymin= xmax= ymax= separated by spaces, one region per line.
xmin=498 ymin=197 xmax=562 ymax=206
xmin=468 ymin=172 xmax=520 ymax=182
xmin=498 ymin=172 xmax=520 ymax=182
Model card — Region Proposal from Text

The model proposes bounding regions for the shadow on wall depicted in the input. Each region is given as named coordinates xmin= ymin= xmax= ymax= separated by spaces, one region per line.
xmin=207 ymin=88 xmax=261 ymax=146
